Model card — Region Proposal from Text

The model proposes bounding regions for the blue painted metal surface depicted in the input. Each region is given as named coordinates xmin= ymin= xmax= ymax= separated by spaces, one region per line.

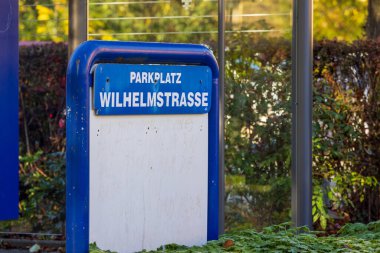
xmin=93 ymin=64 xmax=212 ymax=115
xmin=0 ymin=0 xmax=19 ymax=221
xmin=67 ymin=40 xmax=219 ymax=253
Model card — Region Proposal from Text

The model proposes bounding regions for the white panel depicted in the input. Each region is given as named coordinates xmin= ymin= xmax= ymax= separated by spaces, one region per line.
xmin=89 ymin=88 xmax=208 ymax=253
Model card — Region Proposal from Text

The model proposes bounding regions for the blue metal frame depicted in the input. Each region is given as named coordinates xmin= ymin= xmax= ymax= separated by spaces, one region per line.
xmin=66 ymin=40 xmax=219 ymax=253
xmin=0 ymin=0 xmax=19 ymax=221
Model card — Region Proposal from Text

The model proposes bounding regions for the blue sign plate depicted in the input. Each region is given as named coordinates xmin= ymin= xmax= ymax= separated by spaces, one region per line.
xmin=93 ymin=64 xmax=212 ymax=115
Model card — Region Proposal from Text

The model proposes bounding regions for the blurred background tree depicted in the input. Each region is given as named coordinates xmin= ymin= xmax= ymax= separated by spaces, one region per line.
xmin=314 ymin=0 xmax=367 ymax=41
xmin=19 ymin=0 xmax=68 ymax=42
xmin=19 ymin=0 xmax=380 ymax=42
xmin=367 ymin=0 xmax=380 ymax=39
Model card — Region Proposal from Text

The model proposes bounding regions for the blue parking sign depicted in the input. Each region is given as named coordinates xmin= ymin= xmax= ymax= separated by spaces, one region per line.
xmin=93 ymin=64 xmax=212 ymax=115
xmin=66 ymin=41 xmax=220 ymax=253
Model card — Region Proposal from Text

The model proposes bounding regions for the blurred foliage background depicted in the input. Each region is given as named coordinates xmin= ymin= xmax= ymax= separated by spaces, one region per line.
xmin=1 ymin=0 xmax=379 ymax=235
xmin=19 ymin=0 xmax=380 ymax=43
xmin=313 ymin=0 xmax=367 ymax=41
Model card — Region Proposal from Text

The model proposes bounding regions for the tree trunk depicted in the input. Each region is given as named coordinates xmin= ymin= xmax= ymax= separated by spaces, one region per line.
xmin=367 ymin=0 xmax=380 ymax=39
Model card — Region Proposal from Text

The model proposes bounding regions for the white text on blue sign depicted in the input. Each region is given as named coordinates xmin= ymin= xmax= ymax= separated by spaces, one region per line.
xmin=93 ymin=64 xmax=212 ymax=115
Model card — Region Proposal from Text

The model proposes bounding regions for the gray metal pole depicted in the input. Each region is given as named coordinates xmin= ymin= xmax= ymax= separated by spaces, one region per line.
xmin=291 ymin=0 xmax=313 ymax=229
xmin=68 ymin=0 xmax=87 ymax=56
xmin=218 ymin=0 xmax=225 ymax=235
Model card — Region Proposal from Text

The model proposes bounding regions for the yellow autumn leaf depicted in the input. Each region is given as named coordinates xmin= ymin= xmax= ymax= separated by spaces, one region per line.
xmin=101 ymin=34 xmax=116 ymax=41
xmin=36 ymin=5 xmax=53 ymax=21
xmin=36 ymin=25 xmax=47 ymax=34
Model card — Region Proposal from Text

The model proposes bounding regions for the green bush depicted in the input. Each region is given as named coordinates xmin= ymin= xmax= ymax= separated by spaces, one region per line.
xmin=312 ymin=40 xmax=380 ymax=229
xmin=0 ymin=151 xmax=65 ymax=233
xmin=20 ymin=151 xmax=65 ymax=232
xmin=19 ymin=42 xmax=67 ymax=154
xmin=18 ymin=43 xmax=67 ymax=233
xmin=224 ymin=35 xmax=292 ymax=230
xmin=90 ymin=221 xmax=380 ymax=253
xmin=224 ymin=35 xmax=380 ymax=231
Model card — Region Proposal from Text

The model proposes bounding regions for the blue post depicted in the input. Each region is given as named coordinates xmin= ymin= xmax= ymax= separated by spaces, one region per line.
xmin=0 ymin=0 xmax=19 ymax=221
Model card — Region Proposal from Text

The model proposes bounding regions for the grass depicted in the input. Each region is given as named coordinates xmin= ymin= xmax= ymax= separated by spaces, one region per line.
xmin=90 ymin=221 xmax=380 ymax=252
